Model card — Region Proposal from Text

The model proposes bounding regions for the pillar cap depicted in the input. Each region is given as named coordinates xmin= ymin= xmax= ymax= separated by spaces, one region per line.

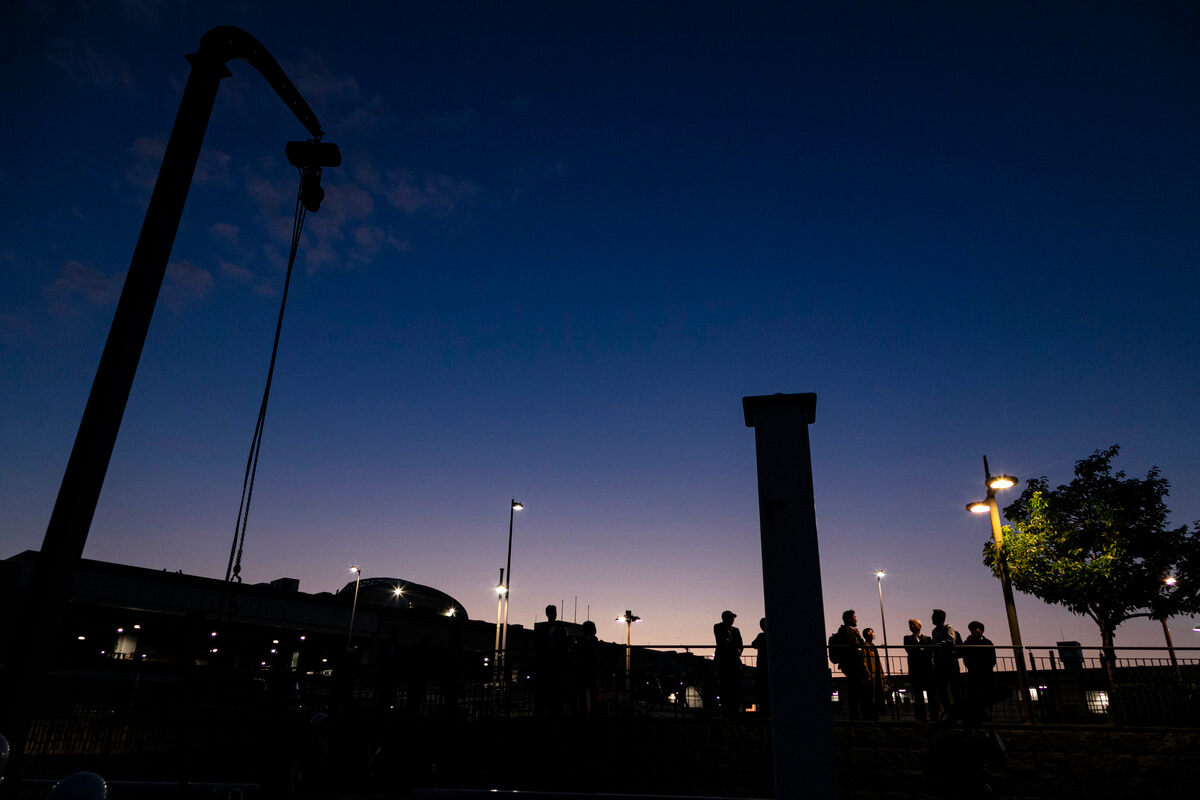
xmin=742 ymin=393 xmax=817 ymax=426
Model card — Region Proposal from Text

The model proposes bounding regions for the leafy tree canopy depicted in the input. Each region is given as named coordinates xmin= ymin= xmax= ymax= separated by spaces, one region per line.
xmin=983 ymin=445 xmax=1200 ymax=650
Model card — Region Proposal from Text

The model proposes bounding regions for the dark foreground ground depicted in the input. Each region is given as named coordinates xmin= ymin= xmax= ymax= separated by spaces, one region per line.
xmin=14 ymin=716 xmax=1200 ymax=799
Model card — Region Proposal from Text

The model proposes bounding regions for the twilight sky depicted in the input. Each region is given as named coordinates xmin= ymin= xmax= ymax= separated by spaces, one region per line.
xmin=2 ymin=1 xmax=1199 ymax=658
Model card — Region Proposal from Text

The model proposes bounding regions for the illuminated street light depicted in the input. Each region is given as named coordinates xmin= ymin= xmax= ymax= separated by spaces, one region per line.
xmin=1160 ymin=576 xmax=1180 ymax=670
xmin=616 ymin=610 xmax=641 ymax=706
xmin=493 ymin=568 xmax=506 ymax=667
xmin=347 ymin=566 xmax=362 ymax=648
xmin=966 ymin=455 xmax=1034 ymax=722
xmin=875 ymin=571 xmax=893 ymax=701
xmin=500 ymin=499 xmax=523 ymax=656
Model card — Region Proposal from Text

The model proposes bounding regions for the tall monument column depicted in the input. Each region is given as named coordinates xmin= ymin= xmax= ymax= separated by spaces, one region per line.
xmin=743 ymin=392 xmax=836 ymax=800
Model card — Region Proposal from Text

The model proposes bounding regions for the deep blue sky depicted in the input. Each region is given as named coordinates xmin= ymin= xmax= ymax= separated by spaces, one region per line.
xmin=2 ymin=1 xmax=1198 ymax=656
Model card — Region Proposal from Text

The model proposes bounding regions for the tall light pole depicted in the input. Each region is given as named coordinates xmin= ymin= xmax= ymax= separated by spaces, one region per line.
xmin=493 ymin=568 xmax=506 ymax=662
xmin=1161 ymin=577 xmax=1179 ymax=670
xmin=967 ymin=456 xmax=1034 ymax=722
xmin=616 ymin=610 xmax=641 ymax=706
xmin=346 ymin=566 xmax=362 ymax=648
xmin=875 ymin=571 xmax=892 ymax=685
xmin=500 ymin=499 xmax=522 ymax=655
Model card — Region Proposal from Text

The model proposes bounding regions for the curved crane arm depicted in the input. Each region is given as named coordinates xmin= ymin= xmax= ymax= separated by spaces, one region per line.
xmin=191 ymin=25 xmax=325 ymax=139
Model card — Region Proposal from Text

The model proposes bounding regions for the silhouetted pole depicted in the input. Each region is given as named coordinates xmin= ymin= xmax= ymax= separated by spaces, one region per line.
xmin=347 ymin=566 xmax=362 ymax=648
xmin=500 ymin=499 xmax=522 ymax=655
xmin=743 ymin=393 xmax=836 ymax=800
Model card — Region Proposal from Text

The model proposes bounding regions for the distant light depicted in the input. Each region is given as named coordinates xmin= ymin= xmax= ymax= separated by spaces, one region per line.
xmin=77 ymin=636 xmax=86 ymax=641
xmin=966 ymin=501 xmax=990 ymax=514
xmin=1165 ymin=576 xmax=1178 ymax=587
xmin=394 ymin=586 xmax=404 ymax=596
xmin=350 ymin=565 xmax=360 ymax=574
xmin=117 ymin=628 xmax=124 ymax=633
xmin=496 ymin=584 xmax=507 ymax=595
xmin=133 ymin=624 xmax=141 ymax=630
xmin=988 ymin=475 xmax=1018 ymax=490
xmin=270 ymin=649 xmax=277 ymax=654
xmin=876 ymin=571 xmax=885 ymax=579
xmin=445 ymin=608 xmax=456 ymax=617
xmin=210 ymin=631 xmax=218 ymax=637
xmin=300 ymin=635 xmax=306 ymax=641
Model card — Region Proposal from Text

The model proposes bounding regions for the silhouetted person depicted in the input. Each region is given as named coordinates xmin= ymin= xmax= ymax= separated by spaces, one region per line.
xmin=834 ymin=609 xmax=868 ymax=720
xmin=535 ymin=604 xmax=570 ymax=715
xmin=572 ymin=619 xmax=600 ymax=715
xmin=904 ymin=618 xmax=934 ymax=722
xmin=751 ymin=617 xmax=769 ymax=716
xmin=862 ymin=627 xmax=886 ymax=720
xmin=713 ymin=610 xmax=744 ymax=716
xmin=961 ymin=620 xmax=997 ymax=724
xmin=931 ymin=609 xmax=962 ymax=721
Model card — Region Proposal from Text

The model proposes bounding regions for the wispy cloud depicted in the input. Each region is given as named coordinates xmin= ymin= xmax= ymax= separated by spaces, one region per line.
xmin=44 ymin=259 xmax=212 ymax=316
xmin=219 ymin=259 xmax=276 ymax=297
xmin=161 ymin=261 xmax=213 ymax=311
xmin=385 ymin=169 xmax=481 ymax=215
xmin=210 ymin=222 xmax=240 ymax=245
xmin=46 ymin=37 xmax=140 ymax=96
xmin=45 ymin=261 xmax=124 ymax=316
xmin=126 ymin=138 xmax=232 ymax=191
xmin=282 ymin=51 xmax=391 ymax=135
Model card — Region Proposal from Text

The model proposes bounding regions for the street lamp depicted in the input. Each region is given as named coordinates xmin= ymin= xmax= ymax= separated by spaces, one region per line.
xmin=1160 ymin=576 xmax=1180 ymax=670
xmin=875 ymin=571 xmax=892 ymax=690
xmin=347 ymin=566 xmax=362 ymax=648
xmin=966 ymin=455 xmax=1034 ymax=722
xmin=616 ymin=610 xmax=641 ymax=707
xmin=493 ymin=568 xmax=506 ymax=663
xmin=500 ymin=499 xmax=522 ymax=656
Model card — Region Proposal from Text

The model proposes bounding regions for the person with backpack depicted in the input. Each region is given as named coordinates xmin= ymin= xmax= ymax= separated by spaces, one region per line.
xmin=829 ymin=609 xmax=868 ymax=721
xmin=930 ymin=608 xmax=962 ymax=721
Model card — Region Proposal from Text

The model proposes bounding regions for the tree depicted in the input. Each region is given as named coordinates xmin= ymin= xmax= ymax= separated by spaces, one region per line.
xmin=983 ymin=445 xmax=1200 ymax=666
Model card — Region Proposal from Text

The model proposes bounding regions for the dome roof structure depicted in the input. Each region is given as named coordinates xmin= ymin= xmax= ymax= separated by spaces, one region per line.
xmin=339 ymin=576 xmax=467 ymax=620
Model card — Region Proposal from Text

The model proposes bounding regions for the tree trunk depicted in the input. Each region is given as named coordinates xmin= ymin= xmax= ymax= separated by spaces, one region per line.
xmin=1100 ymin=623 xmax=1117 ymax=698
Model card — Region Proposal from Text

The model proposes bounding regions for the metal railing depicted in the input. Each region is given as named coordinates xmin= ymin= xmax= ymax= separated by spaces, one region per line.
xmin=16 ymin=644 xmax=1200 ymax=782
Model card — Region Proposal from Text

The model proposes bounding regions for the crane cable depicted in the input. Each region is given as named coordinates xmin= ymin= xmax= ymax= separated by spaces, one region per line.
xmin=223 ymin=165 xmax=313 ymax=585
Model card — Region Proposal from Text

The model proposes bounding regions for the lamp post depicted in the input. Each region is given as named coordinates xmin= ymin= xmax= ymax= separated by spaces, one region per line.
xmin=493 ymin=568 xmax=506 ymax=665
xmin=616 ymin=610 xmax=641 ymax=707
xmin=500 ymin=499 xmax=522 ymax=655
xmin=1161 ymin=577 xmax=1179 ymax=670
xmin=875 ymin=571 xmax=893 ymax=689
xmin=967 ymin=456 xmax=1034 ymax=722
xmin=346 ymin=566 xmax=362 ymax=648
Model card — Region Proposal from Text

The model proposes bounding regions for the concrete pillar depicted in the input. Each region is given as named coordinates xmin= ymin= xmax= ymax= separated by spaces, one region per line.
xmin=743 ymin=393 xmax=836 ymax=800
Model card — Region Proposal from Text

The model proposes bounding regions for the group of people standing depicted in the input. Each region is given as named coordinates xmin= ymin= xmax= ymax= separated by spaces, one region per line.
xmin=713 ymin=611 xmax=768 ymax=717
xmin=834 ymin=608 xmax=998 ymax=723
xmin=533 ymin=604 xmax=601 ymax=716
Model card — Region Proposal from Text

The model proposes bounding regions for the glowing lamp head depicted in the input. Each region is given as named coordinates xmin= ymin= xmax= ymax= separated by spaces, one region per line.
xmin=350 ymin=565 xmax=360 ymax=574
xmin=988 ymin=475 xmax=1018 ymax=490
xmin=496 ymin=584 xmax=508 ymax=595
xmin=876 ymin=570 xmax=886 ymax=579
xmin=512 ymin=500 xmax=523 ymax=511
xmin=967 ymin=501 xmax=990 ymax=513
